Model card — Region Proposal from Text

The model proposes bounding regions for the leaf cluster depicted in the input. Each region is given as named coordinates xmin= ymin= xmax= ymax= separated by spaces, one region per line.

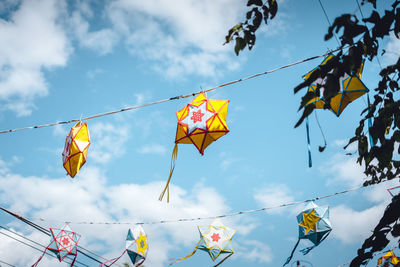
xmin=225 ymin=0 xmax=278 ymax=55
xmin=296 ymin=1 xmax=400 ymax=186
xmin=349 ymin=194 xmax=400 ymax=266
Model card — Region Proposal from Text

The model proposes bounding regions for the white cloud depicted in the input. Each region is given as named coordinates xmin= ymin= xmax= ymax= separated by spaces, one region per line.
xmin=106 ymin=0 xmax=244 ymax=78
xmin=383 ymin=34 xmax=400 ymax=65
xmin=0 ymin=0 xmax=71 ymax=116
xmin=321 ymin=147 xmax=400 ymax=245
xmin=69 ymin=6 xmax=118 ymax=55
xmin=235 ymin=239 xmax=273 ymax=263
xmin=138 ymin=144 xmax=167 ymax=155
xmin=253 ymin=184 xmax=298 ymax=215
xmin=330 ymin=203 xmax=386 ymax=244
xmin=89 ymin=122 xmax=130 ymax=164
xmin=0 ymin=164 xmax=265 ymax=267
xmin=322 ymin=153 xmax=365 ymax=187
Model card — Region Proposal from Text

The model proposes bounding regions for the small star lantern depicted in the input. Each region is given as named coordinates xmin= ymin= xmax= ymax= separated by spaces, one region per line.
xmin=170 ymin=219 xmax=235 ymax=266
xmin=159 ymin=93 xmax=230 ymax=202
xmin=284 ymin=202 xmax=332 ymax=266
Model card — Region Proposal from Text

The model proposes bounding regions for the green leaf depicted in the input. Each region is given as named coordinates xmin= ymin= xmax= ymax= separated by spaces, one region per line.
xmin=268 ymin=0 xmax=278 ymax=19
xmin=247 ymin=0 xmax=263 ymax=6
xmin=234 ymin=37 xmax=246 ymax=56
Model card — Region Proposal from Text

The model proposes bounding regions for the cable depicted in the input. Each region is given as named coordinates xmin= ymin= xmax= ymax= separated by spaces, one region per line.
xmin=11 ymin=179 xmax=391 ymax=226
xmin=336 ymin=247 xmax=397 ymax=267
xmin=317 ymin=0 xmax=341 ymax=46
xmin=0 ymin=259 xmax=16 ymax=267
xmin=0 ymin=206 xmax=117 ymax=267
xmin=0 ymin=231 xmax=86 ymax=267
xmin=355 ymin=0 xmax=383 ymax=70
xmin=0 ymin=46 xmax=351 ymax=135
xmin=0 ymin=226 xmax=89 ymax=267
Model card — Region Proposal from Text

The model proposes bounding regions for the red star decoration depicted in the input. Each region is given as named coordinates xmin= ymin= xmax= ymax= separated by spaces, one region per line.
xmin=190 ymin=110 xmax=204 ymax=123
xmin=211 ymin=233 xmax=221 ymax=242
xmin=61 ymin=237 xmax=70 ymax=246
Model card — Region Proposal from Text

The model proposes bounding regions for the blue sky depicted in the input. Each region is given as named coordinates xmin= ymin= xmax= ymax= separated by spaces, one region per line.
xmin=0 ymin=0 xmax=400 ymax=266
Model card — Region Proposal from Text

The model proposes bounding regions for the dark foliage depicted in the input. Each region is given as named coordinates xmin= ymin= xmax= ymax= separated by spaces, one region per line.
xmin=228 ymin=0 xmax=400 ymax=265
xmin=350 ymin=195 xmax=400 ymax=266
xmin=224 ymin=0 xmax=278 ymax=55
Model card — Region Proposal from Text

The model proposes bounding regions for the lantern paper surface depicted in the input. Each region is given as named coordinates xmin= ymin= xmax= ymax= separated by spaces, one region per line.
xmin=48 ymin=224 xmax=80 ymax=262
xmin=62 ymin=121 xmax=90 ymax=178
xmin=100 ymin=226 xmax=148 ymax=267
xmin=175 ymin=93 xmax=229 ymax=155
xmin=284 ymin=202 xmax=332 ymax=266
xmin=297 ymin=202 xmax=331 ymax=244
xmin=159 ymin=93 xmax=229 ymax=202
xmin=126 ymin=226 xmax=148 ymax=266
xmin=32 ymin=224 xmax=80 ymax=267
xmin=171 ymin=219 xmax=235 ymax=265
xmin=377 ymin=251 xmax=400 ymax=266
xmin=303 ymin=55 xmax=368 ymax=116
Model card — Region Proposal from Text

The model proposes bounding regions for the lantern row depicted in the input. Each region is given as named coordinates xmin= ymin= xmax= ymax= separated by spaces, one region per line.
xmin=3 ymin=199 xmax=399 ymax=267
xmin=0 ymin=46 xmax=351 ymax=135
xmin=61 ymin=53 xmax=370 ymax=202
xmin=22 ymin=182 xmax=381 ymax=226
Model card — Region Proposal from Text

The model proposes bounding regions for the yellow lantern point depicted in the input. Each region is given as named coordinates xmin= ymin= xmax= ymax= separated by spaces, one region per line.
xmin=304 ymin=55 xmax=368 ymax=117
xmin=62 ymin=121 xmax=90 ymax=178
xmin=159 ymin=93 xmax=229 ymax=202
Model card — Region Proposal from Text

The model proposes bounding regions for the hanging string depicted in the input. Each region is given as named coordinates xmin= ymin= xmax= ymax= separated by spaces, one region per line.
xmin=0 ymin=206 xmax=117 ymax=267
xmin=314 ymin=110 xmax=327 ymax=151
xmin=0 ymin=225 xmax=89 ymax=267
xmin=355 ymin=0 xmax=383 ymax=70
xmin=2 ymin=179 xmax=391 ymax=226
xmin=336 ymin=247 xmax=399 ymax=267
xmin=0 ymin=259 xmax=15 ymax=267
xmin=317 ymin=0 xmax=341 ymax=46
xmin=306 ymin=116 xmax=312 ymax=168
xmin=0 ymin=228 xmax=88 ymax=267
xmin=0 ymin=46 xmax=351 ymax=135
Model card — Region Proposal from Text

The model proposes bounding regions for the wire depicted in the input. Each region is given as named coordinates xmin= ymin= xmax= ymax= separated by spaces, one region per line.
xmin=0 ymin=206 xmax=118 ymax=267
xmin=317 ymin=0 xmax=341 ymax=46
xmin=336 ymin=247 xmax=398 ymax=267
xmin=355 ymin=0 xmax=384 ymax=71
xmin=0 ymin=225 xmax=89 ymax=267
xmin=0 ymin=230 xmax=87 ymax=267
xmin=0 ymin=46 xmax=350 ymax=135
xmin=0 ymin=259 xmax=16 ymax=267
xmin=9 ymin=179 xmax=390 ymax=226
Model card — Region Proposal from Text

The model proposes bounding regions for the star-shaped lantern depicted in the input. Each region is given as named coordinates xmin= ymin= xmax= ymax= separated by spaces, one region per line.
xmin=126 ymin=226 xmax=148 ymax=266
xmin=100 ymin=226 xmax=149 ymax=267
xmin=176 ymin=92 xmax=229 ymax=155
xmin=170 ymin=219 xmax=235 ymax=266
xmin=303 ymin=54 xmax=368 ymax=117
xmin=159 ymin=93 xmax=229 ymax=202
xmin=377 ymin=251 xmax=400 ymax=267
xmin=284 ymin=202 xmax=332 ymax=266
xmin=32 ymin=224 xmax=81 ymax=267
xmin=301 ymin=55 xmax=368 ymax=168
xmin=62 ymin=121 xmax=90 ymax=178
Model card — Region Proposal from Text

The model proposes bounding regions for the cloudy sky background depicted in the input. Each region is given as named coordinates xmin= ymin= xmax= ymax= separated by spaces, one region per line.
xmin=0 ymin=0 xmax=399 ymax=266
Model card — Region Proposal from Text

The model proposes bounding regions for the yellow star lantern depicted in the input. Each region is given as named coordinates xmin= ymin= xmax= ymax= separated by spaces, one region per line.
xmin=62 ymin=121 xmax=90 ymax=178
xmin=101 ymin=226 xmax=148 ymax=267
xmin=159 ymin=93 xmax=230 ymax=202
xmin=303 ymin=54 xmax=368 ymax=117
xmin=299 ymin=209 xmax=320 ymax=235
xmin=284 ymin=202 xmax=332 ymax=266
xmin=377 ymin=251 xmax=400 ymax=266
xmin=170 ymin=219 xmax=235 ymax=266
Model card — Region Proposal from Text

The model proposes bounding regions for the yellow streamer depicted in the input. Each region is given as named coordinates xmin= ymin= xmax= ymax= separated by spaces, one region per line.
xmin=169 ymin=248 xmax=197 ymax=265
xmin=159 ymin=143 xmax=178 ymax=202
